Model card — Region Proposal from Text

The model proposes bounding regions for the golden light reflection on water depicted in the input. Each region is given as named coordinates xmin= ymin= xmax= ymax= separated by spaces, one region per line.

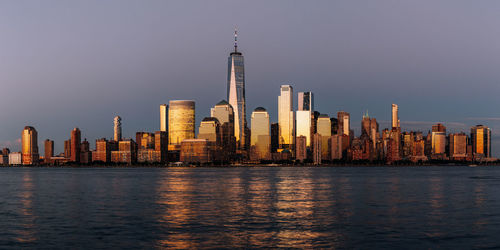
xmin=14 ymin=171 xmax=37 ymax=243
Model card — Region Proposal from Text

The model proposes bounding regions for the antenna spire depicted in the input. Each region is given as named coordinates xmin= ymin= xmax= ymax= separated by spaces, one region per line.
xmin=234 ymin=27 xmax=238 ymax=52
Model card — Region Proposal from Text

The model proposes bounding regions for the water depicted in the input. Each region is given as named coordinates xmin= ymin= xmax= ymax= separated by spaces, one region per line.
xmin=1 ymin=166 xmax=500 ymax=249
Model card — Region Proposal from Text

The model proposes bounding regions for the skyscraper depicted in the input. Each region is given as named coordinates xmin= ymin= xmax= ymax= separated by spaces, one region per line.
xmin=210 ymin=100 xmax=236 ymax=160
xmin=160 ymin=104 xmax=168 ymax=132
xmin=431 ymin=123 xmax=446 ymax=156
xmin=337 ymin=111 xmax=350 ymax=136
xmin=298 ymin=92 xmax=314 ymax=111
xmin=70 ymin=128 xmax=81 ymax=163
xmin=22 ymin=126 xmax=39 ymax=165
xmin=168 ymin=100 xmax=195 ymax=150
xmin=227 ymin=29 xmax=247 ymax=150
xmin=278 ymin=85 xmax=295 ymax=152
xmin=392 ymin=104 xmax=400 ymax=129
xmin=471 ymin=125 xmax=491 ymax=158
xmin=44 ymin=139 xmax=54 ymax=162
xmin=250 ymin=107 xmax=270 ymax=160
xmin=114 ymin=116 xmax=122 ymax=142
xmin=317 ymin=114 xmax=331 ymax=160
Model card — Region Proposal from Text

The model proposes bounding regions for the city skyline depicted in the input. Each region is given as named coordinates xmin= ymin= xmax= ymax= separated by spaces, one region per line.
xmin=1 ymin=1 xmax=500 ymax=156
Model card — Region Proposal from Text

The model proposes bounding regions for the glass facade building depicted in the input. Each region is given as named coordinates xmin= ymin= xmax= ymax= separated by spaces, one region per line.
xmin=250 ymin=107 xmax=270 ymax=160
xmin=168 ymin=100 xmax=195 ymax=150
xmin=227 ymin=31 xmax=247 ymax=150
xmin=298 ymin=91 xmax=314 ymax=111
xmin=160 ymin=104 xmax=168 ymax=132
xmin=22 ymin=126 xmax=39 ymax=165
xmin=471 ymin=125 xmax=491 ymax=158
xmin=296 ymin=110 xmax=312 ymax=147
xmin=278 ymin=85 xmax=295 ymax=151
xmin=114 ymin=116 xmax=122 ymax=142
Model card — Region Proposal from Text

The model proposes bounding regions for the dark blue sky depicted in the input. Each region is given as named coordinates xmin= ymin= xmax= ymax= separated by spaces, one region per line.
xmin=1 ymin=1 xmax=500 ymax=156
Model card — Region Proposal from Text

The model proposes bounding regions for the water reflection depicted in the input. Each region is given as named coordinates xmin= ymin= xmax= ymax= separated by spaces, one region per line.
xmin=14 ymin=171 xmax=37 ymax=244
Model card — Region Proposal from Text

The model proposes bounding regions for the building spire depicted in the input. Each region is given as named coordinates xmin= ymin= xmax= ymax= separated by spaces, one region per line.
xmin=234 ymin=27 xmax=238 ymax=52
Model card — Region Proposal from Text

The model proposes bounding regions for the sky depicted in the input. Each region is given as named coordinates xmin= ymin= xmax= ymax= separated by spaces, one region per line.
xmin=1 ymin=0 xmax=500 ymax=156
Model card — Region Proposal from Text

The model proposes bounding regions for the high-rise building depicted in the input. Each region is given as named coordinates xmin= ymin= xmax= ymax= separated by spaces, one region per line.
xmin=70 ymin=128 xmax=81 ymax=162
xmin=278 ymin=85 xmax=295 ymax=152
xmin=80 ymin=139 xmax=92 ymax=164
xmin=227 ymin=29 xmax=247 ymax=150
xmin=92 ymin=138 xmax=118 ymax=163
xmin=64 ymin=139 xmax=71 ymax=158
xmin=392 ymin=104 xmax=400 ymax=129
xmin=312 ymin=133 xmax=322 ymax=164
xmin=296 ymin=136 xmax=307 ymax=162
xmin=210 ymin=100 xmax=236 ymax=161
xmin=471 ymin=125 xmax=491 ymax=158
xmin=298 ymin=92 xmax=314 ymax=111
xmin=198 ymin=117 xmax=221 ymax=144
xmin=136 ymin=132 xmax=155 ymax=149
xmin=155 ymin=131 xmax=168 ymax=163
xmin=431 ymin=123 xmax=446 ymax=156
xmin=114 ymin=116 xmax=122 ymax=142
xmin=337 ymin=111 xmax=350 ymax=136
xmin=160 ymin=104 xmax=168 ymax=132
xmin=270 ymin=123 xmax=279 ymax=153
xmin=250 ymin=107 xmax=270 ymax=161
xmin=44 ymin=139 xmax=54 ymax=162
xmin=22 ymin=126 xmax=39 ymax=165
xmin=168 ymin=100 xmax=195 ymax=150
xmin=296 ymin=110 xmax=312 ymax=147
xmin=180 ymin=139 xmax=211 ymax=163
xmin=317 ymin=114 xmax=331 ymax=160
xmin=329 ymin=135 xmax=342 ymax=160
xmin=449 ymin=133 xmax=468 ymax=160
xmin=111 ymin=139 xmax=137 ymax=164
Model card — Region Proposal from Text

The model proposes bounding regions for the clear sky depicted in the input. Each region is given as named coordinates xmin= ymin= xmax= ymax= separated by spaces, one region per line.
xmin=1 ymin=0 xmax=499 ymax=156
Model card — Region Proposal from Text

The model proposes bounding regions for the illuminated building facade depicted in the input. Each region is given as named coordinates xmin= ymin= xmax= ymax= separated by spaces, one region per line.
xmin=70 ymin=128 xmax=81 ymax=163
xmin=210 ymin=100 xmax=235 ymax=161
xmin=392 ymin=104 xmax=400 ymax=129
xmin=250 ymin=107 xmax=270 ymax=161
xmin=114 ymin=116 xmax=122 ymax=142
xmin=317 ymin=114 xmax=331 ymax=160
xmin=45 ymin=139 xmax=54 ymax=161
xmin=22 ymin=126 xmax=39 ymax=165
xmin=278 ymin=85 xmax=295 ymax=152
xmin=160 ymin=104 xmax=168 ymax=132
xmin=449 ymin=133 xmax=468 ymax=160
xmin=471 ymin=125 xmax=491 ymax=158
xmin=180 ymin=139 xmax=211 ymax=163
xmin=168 ymin=100 xmax=195 ymax=150
xmin=337 ymin=111 xmax=350 ymax=136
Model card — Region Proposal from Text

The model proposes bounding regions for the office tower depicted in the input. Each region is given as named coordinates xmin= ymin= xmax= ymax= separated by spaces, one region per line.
xmin=155 ymin=131 xmax=168 ymax=162
xmin=270 ymin=123 xmax=279 ymax=153
xmin=198 ymin=117 xmax=221 ymax=144
xmin=250 ymin=107 xmax=271 ymax=161
xmin=296 ymin=136 xmax=307 ymax=162
xmin=180 ymin=139 xmax=211 ymax=163
xmin=449 ymin=133 xmax=467 ymax=160
xmin=431 ymin=123 xmax=447 ymax=156
xmin=64 ymin=139 xmax=71 ymax=158
xmin=80 ymin=139 xmax=91 ymax=164
xmin=114 ymin=116 xmax=122 ymax=142
xmin=1 ymin=148 xmax=10 ymax=165
xmin=70 ymin=128 xmax=81 ymax=163
xmin=22 ymin=126 xmax=39 ymax=165
xmin=278 ymin=85 xmax=295 ymax=152
xmin=317 ymin=114 xmax=331 ymax=160
xmin=160 ymin=104 xmax=168 ymax=132
xmin=168 ymin=100 xmax=195 ymax=150
xmin=92 ymin=138 xmax=117 ymax=163
xmin=337 ymin=111 xmax=350 ymax=136
xmin=296 ymin=110 xmax=312 ymax=147
xmin=44 ymin=139 xmax=54 ymax=161
xmin=392 ymin=104 xmax=400 ymax=129
xmin=471 ymin=125 xmax=491 ymax=158
xmin=227 ymin=29 xmax=247 ymax=150
xmin=136 ymin=132 xmax=155 ymax=150
xmin=313 ymin=133 xmax=322 ymax=164
xmin=361 ymin=111 xmax=379 ymax=157
xmin=330 ymin=118 xmax=338 ymax=135
xmin=298 ymin=92 xmax=314 ymax=111
xmin=111 ymin=139 xmax=137 ymax=164
xmin=329 ymin=135 xmax=342 ymax=160
xmin=211 ymin=100 xmax=236 ymax=160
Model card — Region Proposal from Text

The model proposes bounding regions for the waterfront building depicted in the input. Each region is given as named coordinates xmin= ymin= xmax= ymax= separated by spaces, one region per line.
xmin=330 ymin=117 xmax=338 ymax=135
xmin=278 ymin=85 xmax=295 ymax=152
xmin=44 ymin=139 xmax=54 ymax=162
xmin=296 ymin=136 xmax=307 ymax=162
xmin=160 ymin=104 xmax=168 ymax=132
xmin=402 ymin=132 xmax=414 ymax=159
xmin=250 ymin=107 xmax=270 ymax=161
xmin=114 ymin=116 xmax=122 ymax=142
xmin=317 ymin=114 xmax=331 ymax=160
xmin=70 ymin=128 xmax=81 ymax=163
xmin=64 ymin=139 xmax=71 ymax=158
xmin=227 ymin=29 xmax=248 ymax=150
xmin=9 ymin=152 xmax=22 ymax=165
xmin=168 ymin=100 xmax=195 ymax=150
xmin=431 ymin=123 xmax=447 ymax=158
xmin=410 ymin=139 xmax=427 ymax=162
xmin=270 ymin=123 xmax=279 ymax=153
xmin=210 ymin=100 xmax=236 ymax=160
xmin=22 ymin=126 xmax=39 ymax=165
xmin=471 ymin=125 xmax=491 ymax=159
xmin=0 ymin=148 xmax=9 ymax=165
xmin=296 ymin=110 xmax=312 ymax=147
xmin=180 ymin=139 xmax=211 ymax=163
xmin=80 ymin=139 xmax=92 ymax=164
xmin=329 ymin=135 xmax=342 ymax=160
xmin=312 ymin=133 xmax=322 ymax=164
xmin=111 ymin=139 xmax=137 ymax=164
xmin=92 ymin=138 xmax=117 ymax=163
xmin=449 ymin=133 xmax=468 ymax=161
xmin=136 ymin=132 xmax=155 ymax=150
xmin=155 ymin=131 xmax=168 ymax=162
xmin=198 ymin=117 xmax=221 ymax=144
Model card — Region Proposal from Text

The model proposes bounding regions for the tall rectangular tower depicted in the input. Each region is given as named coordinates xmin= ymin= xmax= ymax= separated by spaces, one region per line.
xmin=278 ymin=85 xmax=295 ymax=152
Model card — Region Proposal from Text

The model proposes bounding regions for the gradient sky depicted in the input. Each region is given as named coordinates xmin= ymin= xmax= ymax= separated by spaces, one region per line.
xmin=1 ymin=1 xmax=500 ymax=156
